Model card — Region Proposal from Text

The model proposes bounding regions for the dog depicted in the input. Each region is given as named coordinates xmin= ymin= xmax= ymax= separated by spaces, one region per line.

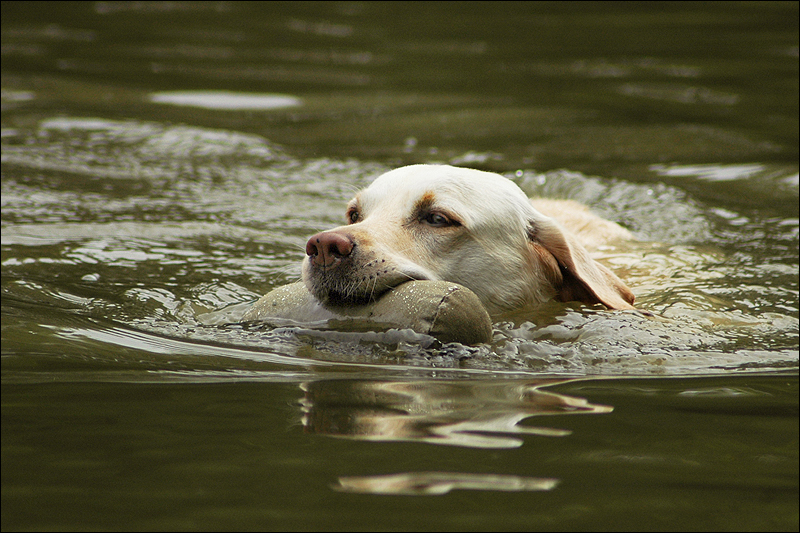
xmin=302 ymin=164 xmax=636 ymax=316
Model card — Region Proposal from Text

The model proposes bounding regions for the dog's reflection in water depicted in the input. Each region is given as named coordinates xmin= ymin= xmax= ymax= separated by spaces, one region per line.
xmin=300 ymin=378 xmax=611 ymax=449
xmin=332 ymin=471 xmax=561 ymax=495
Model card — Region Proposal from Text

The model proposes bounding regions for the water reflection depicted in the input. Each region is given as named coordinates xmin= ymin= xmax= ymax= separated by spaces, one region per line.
xmin=300 ymin=378 xmax=611 ymax=449
xmin=149 ymin=91 xmax=302 ymax=110
xmin=333 ymin=472 xmax=559 ymax=496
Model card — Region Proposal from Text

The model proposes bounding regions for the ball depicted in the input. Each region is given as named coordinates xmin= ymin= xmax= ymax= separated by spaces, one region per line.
xmin=241 ymin=280 xmax=493 ymax=345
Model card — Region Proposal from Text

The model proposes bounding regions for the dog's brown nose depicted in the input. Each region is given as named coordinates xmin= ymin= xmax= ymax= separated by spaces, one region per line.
xmin=306 ymin=231 xmax=354 ymax=268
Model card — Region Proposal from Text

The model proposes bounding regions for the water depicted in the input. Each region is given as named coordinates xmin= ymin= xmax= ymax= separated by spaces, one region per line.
xmin=2 ymin=2 xmax=798 ymax=530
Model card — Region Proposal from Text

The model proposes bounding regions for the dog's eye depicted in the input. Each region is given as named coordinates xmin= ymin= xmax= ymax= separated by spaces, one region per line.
xmin=347 ymin=210 xmax=360 ymax=224
xmin=422 ymin=212 xmax=453 ymax=227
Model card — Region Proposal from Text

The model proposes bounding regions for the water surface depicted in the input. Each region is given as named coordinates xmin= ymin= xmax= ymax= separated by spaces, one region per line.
xmin=2 ymin=2 xmax=798 ymax=531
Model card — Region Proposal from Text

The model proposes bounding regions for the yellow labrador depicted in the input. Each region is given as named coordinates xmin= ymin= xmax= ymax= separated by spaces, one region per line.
xmin=302 ymin=164 xmax=636 ymax=315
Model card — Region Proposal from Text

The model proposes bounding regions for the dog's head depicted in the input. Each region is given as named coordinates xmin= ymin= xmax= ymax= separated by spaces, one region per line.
xmin=302 ymin=164 xmax=635 ymax=315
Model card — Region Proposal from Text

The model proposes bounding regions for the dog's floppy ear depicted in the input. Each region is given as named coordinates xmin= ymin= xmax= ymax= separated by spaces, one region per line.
xmin=527 ymin=219 xmax=636 ymax=310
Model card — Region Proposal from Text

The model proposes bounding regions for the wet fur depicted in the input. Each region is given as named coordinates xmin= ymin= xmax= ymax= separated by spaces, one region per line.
xmin=302 ymin=164 xmax=636 ymax=315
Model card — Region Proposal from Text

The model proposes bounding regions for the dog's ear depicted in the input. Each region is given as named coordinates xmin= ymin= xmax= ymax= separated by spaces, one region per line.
xmin=527 ymin=219 xmax=636 ymax=310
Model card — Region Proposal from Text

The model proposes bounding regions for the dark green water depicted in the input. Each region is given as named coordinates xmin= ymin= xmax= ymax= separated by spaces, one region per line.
xmin=2 ymin=2 xmax=798 ymax=531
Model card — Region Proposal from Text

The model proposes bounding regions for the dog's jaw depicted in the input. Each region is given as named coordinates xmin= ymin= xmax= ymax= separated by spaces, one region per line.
xmin=301 ymin=252 xmax=437 ymax=305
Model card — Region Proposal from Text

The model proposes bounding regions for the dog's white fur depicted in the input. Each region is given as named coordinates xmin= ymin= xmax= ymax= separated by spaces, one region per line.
xmin=302 ymin=164 xmax=635 ymax=315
